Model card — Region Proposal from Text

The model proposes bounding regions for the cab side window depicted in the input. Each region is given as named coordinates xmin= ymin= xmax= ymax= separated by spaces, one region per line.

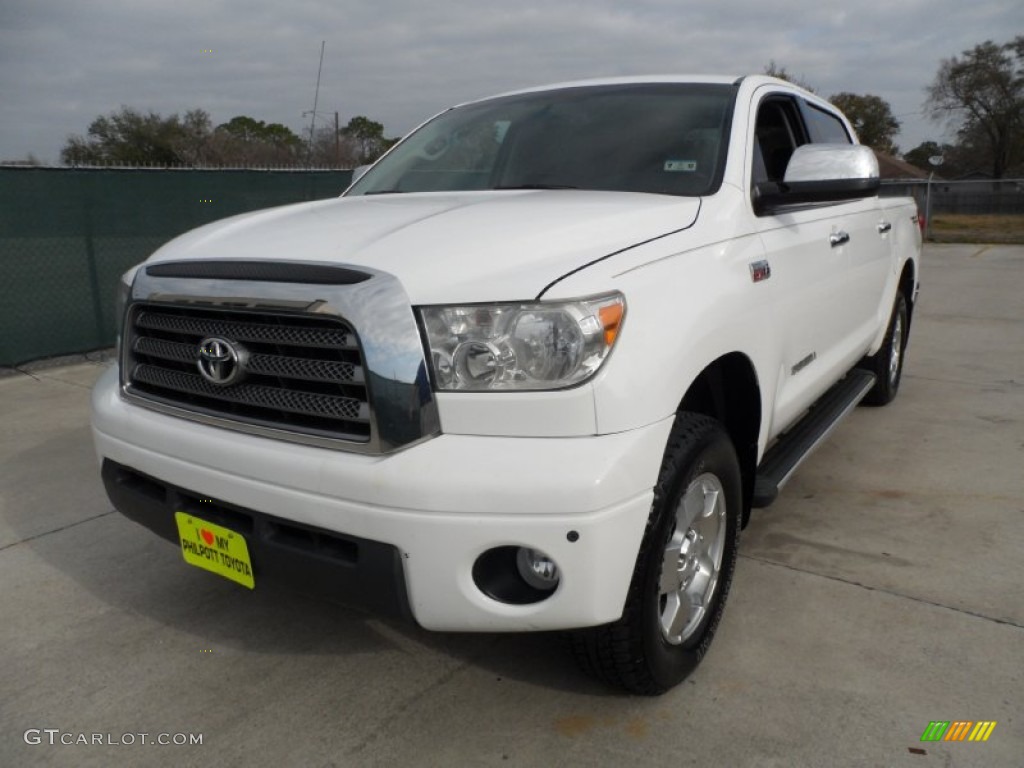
xmin=752 ymin=98 xmax=808 ymax=185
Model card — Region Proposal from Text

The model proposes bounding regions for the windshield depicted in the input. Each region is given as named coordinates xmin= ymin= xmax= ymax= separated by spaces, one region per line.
xmin=346 ymin=83 xmax=736 ymax=198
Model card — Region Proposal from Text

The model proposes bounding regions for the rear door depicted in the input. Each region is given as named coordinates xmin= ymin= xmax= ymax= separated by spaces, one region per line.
xmin=801 ymin=100 xmax=892 ymax=353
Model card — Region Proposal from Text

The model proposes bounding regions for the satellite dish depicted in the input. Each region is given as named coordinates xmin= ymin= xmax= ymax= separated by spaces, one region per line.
xmin=929 ymin=155 xmax=944 ymax=167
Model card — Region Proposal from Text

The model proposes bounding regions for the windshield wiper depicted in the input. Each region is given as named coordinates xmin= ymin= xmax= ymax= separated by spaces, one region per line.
xmin=363 ymin=189 xmax=406 ymax=195
xmin=494 ymin=184 xmax=579 ymax=190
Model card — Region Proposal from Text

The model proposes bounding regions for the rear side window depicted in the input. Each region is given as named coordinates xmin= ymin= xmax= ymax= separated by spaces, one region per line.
xmin=803 ymin=104 xmax=851 ymax=144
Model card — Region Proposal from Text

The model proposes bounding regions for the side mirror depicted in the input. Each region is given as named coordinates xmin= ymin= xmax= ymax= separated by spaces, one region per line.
xmin=754 ymin=144 xmax=879 ymax=215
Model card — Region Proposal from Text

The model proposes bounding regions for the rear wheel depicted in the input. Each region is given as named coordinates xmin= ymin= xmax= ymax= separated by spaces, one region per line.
xmin=569 ymin=413 xmax=742 ymax=695
xmin=860 ymin=292 xmax=908 ymax=406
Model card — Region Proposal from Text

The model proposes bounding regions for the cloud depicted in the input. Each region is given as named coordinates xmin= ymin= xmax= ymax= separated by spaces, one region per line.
xmin=1 ymin=0 xmax=1021 ymax=162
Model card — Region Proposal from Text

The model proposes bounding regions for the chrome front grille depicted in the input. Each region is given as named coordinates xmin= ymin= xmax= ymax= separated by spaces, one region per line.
xmin=124 ymin=304 xmax=371 ymax=443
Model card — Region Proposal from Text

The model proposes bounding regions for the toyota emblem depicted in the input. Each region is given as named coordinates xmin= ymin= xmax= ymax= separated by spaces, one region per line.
xmin=197 ymin=337 xmax=248 ymax=386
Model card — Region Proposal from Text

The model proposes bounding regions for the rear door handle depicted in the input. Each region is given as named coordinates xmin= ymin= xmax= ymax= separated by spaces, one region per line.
xmin=878 ymin=221 xmax=892 ymax=234
xmin=829 ymin=231 xmax=850 ymax=248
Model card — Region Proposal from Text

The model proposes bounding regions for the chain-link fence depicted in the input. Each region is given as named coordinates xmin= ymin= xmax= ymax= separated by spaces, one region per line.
xmin=0 ymin=166 xmax=352 ymax=366
xmin=881 ymin=178 xmax=1024 ymax=214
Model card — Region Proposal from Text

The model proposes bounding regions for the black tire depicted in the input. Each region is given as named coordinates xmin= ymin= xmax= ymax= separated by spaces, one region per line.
xmin=569 ymin=413 xmax=742 ymax=695
xmin=859 ymin=292 xmax=908 ymax=407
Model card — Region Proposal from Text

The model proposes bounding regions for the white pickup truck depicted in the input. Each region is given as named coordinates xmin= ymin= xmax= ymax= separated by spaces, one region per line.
xmin=92 ymin=75 xmax=921 ymax=694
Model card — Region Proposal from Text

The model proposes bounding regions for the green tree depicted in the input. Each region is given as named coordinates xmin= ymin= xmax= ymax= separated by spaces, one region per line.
xmin=61 ymin=107 xmax=191 ymax=165
xmin=213 ymin=116 xmax=303 ymax=164
xmin=216 ymin=116 xmax=301 ymax=148
xmin=903 ymin=140 xmax=944 ymax=170
xmin=62 ymin=107 xmax=390 ymax=168
xmin=829 ymin=93 xmax=901 ymax=154
xmin=902 ymin=140 xmax=969 ymax=178
xmin=212 ymin=116 xmax=305 ymax=166
xmin=216 ymin=115 xmax=266 ymax=143
xmin=341 ymin=116 xmax=397 ymax=164
xmin=926 ymin=36 xmax=1024 ymax=178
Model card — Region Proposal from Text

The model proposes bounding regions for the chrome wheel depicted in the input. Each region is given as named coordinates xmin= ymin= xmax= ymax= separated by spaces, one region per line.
xmin=658 ymin=472 xmax=727 ymax=645
xmin=570 ymin=413 xmax=741 ymax=694
xmin=888 ymin=312 xmax=903 ymax=387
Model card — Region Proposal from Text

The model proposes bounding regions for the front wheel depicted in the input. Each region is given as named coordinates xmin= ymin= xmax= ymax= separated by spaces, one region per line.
xmin=859 ymin=292 xmax=908 ymax=406
xmin=569 ymin=413 xmax=742 ymax=695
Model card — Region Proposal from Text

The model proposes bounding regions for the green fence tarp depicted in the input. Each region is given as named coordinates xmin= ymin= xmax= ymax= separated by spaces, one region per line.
xmin=0 ymin=167 xmax=352 ymax=366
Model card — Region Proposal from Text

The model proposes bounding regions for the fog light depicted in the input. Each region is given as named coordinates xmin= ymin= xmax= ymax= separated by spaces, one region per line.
xmin=472 ymin=546 xmax=561 ymax=604
xmin=516 ymin=547 xmax=560 ymax=591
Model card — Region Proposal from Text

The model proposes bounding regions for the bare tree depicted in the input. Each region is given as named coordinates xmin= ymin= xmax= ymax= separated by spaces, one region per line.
xmin=763 ymin=61 xmax=816 ymax=93
xmin=926 ymin=37 xmax=1024 ymax=179
xmin=308 ymin=124 xmax=360 ymax=168
xmin=172 ymin=110 xmax=214 ymax=166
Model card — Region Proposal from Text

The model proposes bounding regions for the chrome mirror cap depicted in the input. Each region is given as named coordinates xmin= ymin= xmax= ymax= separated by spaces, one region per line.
xmin=784 ymin=144 xmax=879 ymax=184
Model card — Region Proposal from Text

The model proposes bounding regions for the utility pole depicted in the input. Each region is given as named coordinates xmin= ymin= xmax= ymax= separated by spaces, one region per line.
xmin=334 ymin=111 xmax=340 ymax=169
xmin=307 ymin=40 xmax=325 ymax=167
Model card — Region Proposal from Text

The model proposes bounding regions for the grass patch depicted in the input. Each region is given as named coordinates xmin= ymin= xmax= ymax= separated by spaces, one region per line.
xmin=927 ymin=214 xmax=1024 ymax=244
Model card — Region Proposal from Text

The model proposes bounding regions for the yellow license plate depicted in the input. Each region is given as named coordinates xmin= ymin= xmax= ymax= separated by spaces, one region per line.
xmin=174 ymin=512 xmax=254 ymax=589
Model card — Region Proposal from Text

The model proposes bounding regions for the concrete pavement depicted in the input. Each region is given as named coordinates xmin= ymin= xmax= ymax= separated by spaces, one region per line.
xmin=1 ymin=244 xmax=1021 ymax=767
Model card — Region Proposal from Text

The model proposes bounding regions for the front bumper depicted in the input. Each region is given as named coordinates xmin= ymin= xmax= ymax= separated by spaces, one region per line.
xmin=101 ymin=459 xmax=414 ymax=618
xmin=92 ymin=366 xmax=672 ymax=631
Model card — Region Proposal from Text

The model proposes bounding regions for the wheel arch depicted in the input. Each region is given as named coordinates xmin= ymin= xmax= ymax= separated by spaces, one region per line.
xmin=677 ymin=352 xmax=762 ymax=527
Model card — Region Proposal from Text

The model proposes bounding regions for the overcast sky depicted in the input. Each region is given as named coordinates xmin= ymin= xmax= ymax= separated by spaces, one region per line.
xmin=1 ymin=0 xmax=1021 ymax=164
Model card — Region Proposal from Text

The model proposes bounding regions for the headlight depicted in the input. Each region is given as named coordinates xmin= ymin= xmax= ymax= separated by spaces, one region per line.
xmin=418 ymin=293 xmax=625 ymax=391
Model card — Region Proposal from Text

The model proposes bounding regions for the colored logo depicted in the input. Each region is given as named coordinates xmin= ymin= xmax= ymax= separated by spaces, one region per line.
xmin=749 ymin=260 xmax=772 ymax=283
xmin=920 ymin=721 xmax=997 ymax=742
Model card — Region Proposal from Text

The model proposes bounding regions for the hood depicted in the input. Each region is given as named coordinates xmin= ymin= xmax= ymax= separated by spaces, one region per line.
xmin=147 ymin=190 xmax=701 ymax=304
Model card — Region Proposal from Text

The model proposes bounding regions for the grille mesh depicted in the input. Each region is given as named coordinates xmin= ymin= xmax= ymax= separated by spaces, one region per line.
xmin=125 ymin=304 xmax=371 ymax=442
xmin=133 ymin=365 xmax=367 ymax=421
xmin=133 ymin=337 xmax=363 ymax=384
xmin=135 ymin=310 xmax=356 ymax=349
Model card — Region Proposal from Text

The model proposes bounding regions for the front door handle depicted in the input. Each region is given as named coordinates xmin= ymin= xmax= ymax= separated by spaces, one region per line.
xmin=829 ymin=231 xmax=850 ymax=248
xmin=878 ymin=221 xmax=892 ymax=234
